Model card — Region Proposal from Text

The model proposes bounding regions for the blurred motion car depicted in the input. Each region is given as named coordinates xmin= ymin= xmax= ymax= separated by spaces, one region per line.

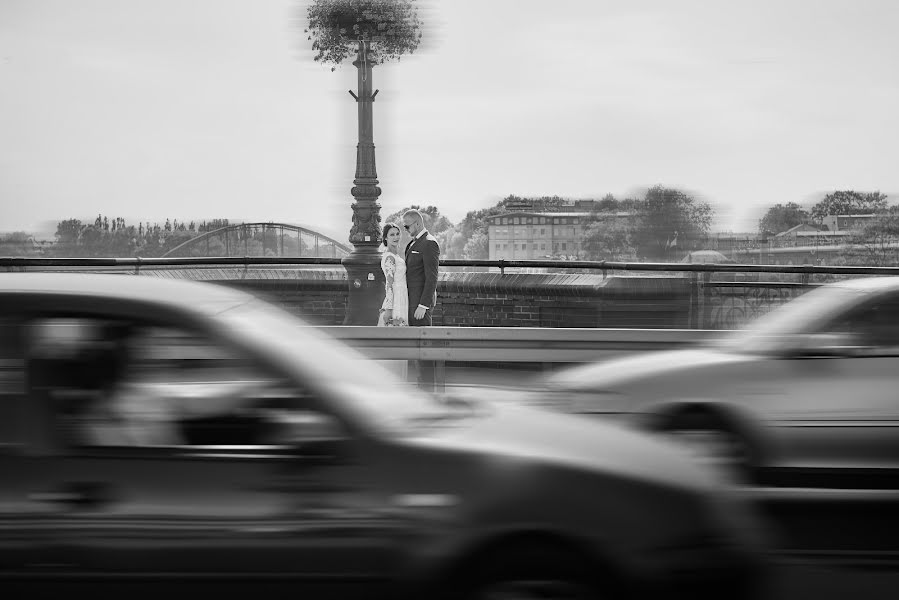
xmin=540 ymin=276 xmax=899 ymax=487
xmin=0 ymin=273 xmax=766 ymax=599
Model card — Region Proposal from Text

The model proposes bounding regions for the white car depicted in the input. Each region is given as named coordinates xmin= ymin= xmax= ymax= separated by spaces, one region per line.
xmin=541 ymin=276 xmax=899 ymax=486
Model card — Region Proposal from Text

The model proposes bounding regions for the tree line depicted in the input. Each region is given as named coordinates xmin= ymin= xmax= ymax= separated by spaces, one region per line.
xmin=3 ymin=186 xmax=715 ymax=262
xmin=756 ymin=190 xmax=898 ymax=266
xmin=0 ymin=216 xmax=289 ymax=258
xmin=758 ymin=191 xmax=890 ymax=235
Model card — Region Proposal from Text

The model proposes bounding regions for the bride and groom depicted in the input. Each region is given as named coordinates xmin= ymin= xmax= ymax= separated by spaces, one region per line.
xmin=378 ymin=209 xmax=440 ymax=391
xmin=378 ymin=209 xmax=439 ymax=328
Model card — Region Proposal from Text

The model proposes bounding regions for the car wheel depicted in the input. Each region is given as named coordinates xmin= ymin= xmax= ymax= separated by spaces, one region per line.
xmin=455 ymin=544 xmax=606 ymax=600
xmin=660 ymin=412 xmax=757 ymax=483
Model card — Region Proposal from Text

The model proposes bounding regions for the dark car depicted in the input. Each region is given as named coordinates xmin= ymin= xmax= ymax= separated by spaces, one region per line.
xmin=0 ymin=273 xmax=766 ymax=599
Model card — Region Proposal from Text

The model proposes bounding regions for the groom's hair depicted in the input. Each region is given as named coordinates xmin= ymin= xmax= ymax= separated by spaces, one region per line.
xmin=381 ymin=223 xmax=400 ymax=246
xmin=402 ymin=209 xmax=425 ymax=228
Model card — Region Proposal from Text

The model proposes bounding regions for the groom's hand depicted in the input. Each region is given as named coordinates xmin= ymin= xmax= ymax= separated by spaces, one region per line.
xmin=414 ymin=306 xmax=427 ymax=320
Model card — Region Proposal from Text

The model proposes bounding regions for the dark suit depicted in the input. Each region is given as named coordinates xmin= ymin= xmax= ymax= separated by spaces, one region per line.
xmin=405 ymin=232 xmax=440 ymax=326
xmin=405 ymin=231 xmax=440 ymax=392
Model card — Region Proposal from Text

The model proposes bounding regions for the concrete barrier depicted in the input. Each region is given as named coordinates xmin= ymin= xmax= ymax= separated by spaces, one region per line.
xmin=316 ymin=326 xmax=732 ymax=389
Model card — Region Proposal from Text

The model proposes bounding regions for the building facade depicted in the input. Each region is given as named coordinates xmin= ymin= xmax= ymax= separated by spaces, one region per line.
xmin=487 ymin=212 xmax=590 ymax=260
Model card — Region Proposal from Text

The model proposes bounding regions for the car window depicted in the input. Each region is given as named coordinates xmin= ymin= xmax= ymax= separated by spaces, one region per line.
xmin=0 ymin=317 xmax=26 ymax=450
xmin=820 ymin=294 xmax=899 ymax=350
xmin=714 ymin=285 xmax=867 ymax=354
xmin=26 ymin=316 xmax=339 ymax=453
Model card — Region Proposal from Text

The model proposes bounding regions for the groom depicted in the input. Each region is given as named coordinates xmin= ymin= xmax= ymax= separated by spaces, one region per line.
xmin=402 ymin=209 xmax=440 ymax=391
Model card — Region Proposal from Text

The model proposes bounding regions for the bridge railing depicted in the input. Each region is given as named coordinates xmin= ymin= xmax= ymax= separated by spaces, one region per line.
xmin=4 ymin=256 xmax=899 ymax=330
xmin=4 ymin=255 xmax=899 ymax=276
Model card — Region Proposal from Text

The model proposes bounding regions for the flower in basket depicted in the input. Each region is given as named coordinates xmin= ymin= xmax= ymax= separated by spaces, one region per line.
xmin=303 ymin=0 xmax=424 ymax=69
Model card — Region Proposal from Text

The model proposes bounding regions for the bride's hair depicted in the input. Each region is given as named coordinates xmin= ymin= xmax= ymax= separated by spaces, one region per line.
xmin=381 ymin=223 xmax=400 ymax=247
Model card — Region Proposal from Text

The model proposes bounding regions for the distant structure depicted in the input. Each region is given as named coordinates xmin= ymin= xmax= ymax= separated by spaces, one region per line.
xmin=161 ymin=222 xmax=350 ymax=258
xmin=819 ymin=214 xmax=878 ymax=233
xmin=487 ymin=199 xmax=630 ymax=260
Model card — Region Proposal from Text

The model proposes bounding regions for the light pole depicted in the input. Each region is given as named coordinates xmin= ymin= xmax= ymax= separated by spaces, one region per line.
xmin=342 ymin=39 xmax=385 ymax=325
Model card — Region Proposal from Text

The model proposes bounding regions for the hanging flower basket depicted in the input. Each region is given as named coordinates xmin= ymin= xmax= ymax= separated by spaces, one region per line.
xmin=305 ymin=0 xmax=423 ymax=69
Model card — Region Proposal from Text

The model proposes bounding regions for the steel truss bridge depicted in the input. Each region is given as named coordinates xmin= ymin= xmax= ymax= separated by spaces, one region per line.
xmin=161 ymin=223 xmax=351 ymax=258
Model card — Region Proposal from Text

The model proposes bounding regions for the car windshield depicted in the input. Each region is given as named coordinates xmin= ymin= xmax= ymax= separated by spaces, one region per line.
xmin=712 ymin=284 xmax=868 ymax=355
xmin=214 ymin=299 xmax=470 ymax=434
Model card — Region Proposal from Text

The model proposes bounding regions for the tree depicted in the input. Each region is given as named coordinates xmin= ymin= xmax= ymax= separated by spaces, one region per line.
xmin=595 ymin=193 xmax=620 ymax=213
xmin=438 ymin=200 xmax=509 ymax=259
xmin=0 ymin=232 xmax=40 ymax=257
xmin=758 ymin=202 xmax=810 ymax=235
xmin=436 ymin=227 xmax=466 ymax=259
xmin=383 ymin=205 xmax=453 ymax=235
xmin=582 ymin=218 xmax=636 ymax=261
xmin=811 ymin=190 xmax=888 ymax=221
xmin=838 ymin=206 xmax=899 ymax=266
xmin=55 ymin=219 xmax=84 ymax=248
xmin=630 ymin=186 xmax=713 ymax=261
xmin=304 ymin=0 xmax=423 ymax=70
xmin=462 ymin=229 xmax=488 ymax=259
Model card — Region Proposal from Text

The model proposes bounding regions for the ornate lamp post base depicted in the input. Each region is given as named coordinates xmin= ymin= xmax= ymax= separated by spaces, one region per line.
xmin=342 ymin=245 xmax=385 ymax=325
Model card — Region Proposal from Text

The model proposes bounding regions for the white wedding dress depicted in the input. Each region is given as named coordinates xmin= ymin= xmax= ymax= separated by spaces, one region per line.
xmin=377 ymin=250 xmax=409 ymax=381
xmin=378 ymin=251 xmax=408 ymax=327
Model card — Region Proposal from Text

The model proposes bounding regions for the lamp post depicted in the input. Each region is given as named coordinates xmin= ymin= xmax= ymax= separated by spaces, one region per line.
xmin=342 ymin=39 xmax=385 ymax=325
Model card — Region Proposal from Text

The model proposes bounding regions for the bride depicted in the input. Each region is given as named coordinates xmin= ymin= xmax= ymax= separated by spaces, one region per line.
xmin=378 ymin=223 xmax=408 ymax=327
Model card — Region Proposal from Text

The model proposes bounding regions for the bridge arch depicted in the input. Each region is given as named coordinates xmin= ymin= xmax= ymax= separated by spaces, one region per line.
xmin=161 ymin=223 xmax=351 ymax=258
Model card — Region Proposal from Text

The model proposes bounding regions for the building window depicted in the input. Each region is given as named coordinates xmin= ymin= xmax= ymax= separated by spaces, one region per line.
xmin=503 ymin=244 xmax=508 ymax=250
xmin=541 ymin=244 xmax=546 ymax=251
xmin=495 ymin=244 xmax=501 ymax=250
xmin=521 ymin=244 xmax=527 ymax=250
xmin=526 ymin=218 xmax=532 ymax=224
xmin=553 ymin=218 xmax=560 ymax=225
xmin=532 ymin=243 xmax=537 ymax=250
xmin=513 ymin=218 xmax=520 ymax=225
xmin=561 ymin=243 xmax=567 ymax=251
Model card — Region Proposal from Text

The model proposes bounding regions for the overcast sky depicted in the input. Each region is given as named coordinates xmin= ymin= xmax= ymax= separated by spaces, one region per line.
xmin=2 ymin=0 xmax=898 ymax=240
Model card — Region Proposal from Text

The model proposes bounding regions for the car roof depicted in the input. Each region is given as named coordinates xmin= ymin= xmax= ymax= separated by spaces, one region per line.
xmin=0 ymin=272 xmax=254 ymax=313
xmin=831 ymin=276 xmax=899 ymax=293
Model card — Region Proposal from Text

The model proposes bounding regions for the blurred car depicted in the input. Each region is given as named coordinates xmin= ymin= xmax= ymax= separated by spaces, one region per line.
xmin=0 ymin=273 xmax=766 ymax=599
xmin=540 ymin=276 xmax=899 ymax=486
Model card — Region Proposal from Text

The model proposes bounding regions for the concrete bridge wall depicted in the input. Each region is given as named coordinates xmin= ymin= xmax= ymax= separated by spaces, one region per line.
xmin=142 ymin=267 xmax=694 ymax=328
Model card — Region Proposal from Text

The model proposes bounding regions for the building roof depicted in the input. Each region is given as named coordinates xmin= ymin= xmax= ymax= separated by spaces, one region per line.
xmin=822 ymin=213 xmax=878 ymax=218
xmin=773 ymin=223 xmax=821 ymax=237
xmin=795 ymin=230 xmax=851 ymax=237
xmin=490 ymin=211 xmax=631 ymax=221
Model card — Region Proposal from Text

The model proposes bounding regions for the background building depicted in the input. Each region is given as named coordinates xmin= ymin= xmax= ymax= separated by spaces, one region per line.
xmin=488 ymin=211 xmax=588 ymax=260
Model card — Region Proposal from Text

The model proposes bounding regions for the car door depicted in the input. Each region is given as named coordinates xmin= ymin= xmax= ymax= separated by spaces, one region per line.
xmin=0 ymin=314 xmax=71 ymax=578
xmin=21 ymin=313 xmax=401 ymax=594
xmin=758 ymin=292 xmax=899 ymax=475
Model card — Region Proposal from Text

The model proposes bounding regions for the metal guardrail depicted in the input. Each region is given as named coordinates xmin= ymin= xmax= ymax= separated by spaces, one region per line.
xmin=317 ymin=326 xmax=731 ymax=391
xmin=319 ymin=326 xmax=728 ymax=363
xmin=4 ymin=256 xmax=899 ymax=276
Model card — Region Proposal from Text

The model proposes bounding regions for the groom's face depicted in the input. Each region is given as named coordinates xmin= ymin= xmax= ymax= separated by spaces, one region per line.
xmin=403 ymin=217 xmax=419 ymax=237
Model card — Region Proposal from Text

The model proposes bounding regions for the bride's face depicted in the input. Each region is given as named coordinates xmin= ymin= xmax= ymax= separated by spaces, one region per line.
xmin=385 ymin=226 xmax=401 ymax=251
